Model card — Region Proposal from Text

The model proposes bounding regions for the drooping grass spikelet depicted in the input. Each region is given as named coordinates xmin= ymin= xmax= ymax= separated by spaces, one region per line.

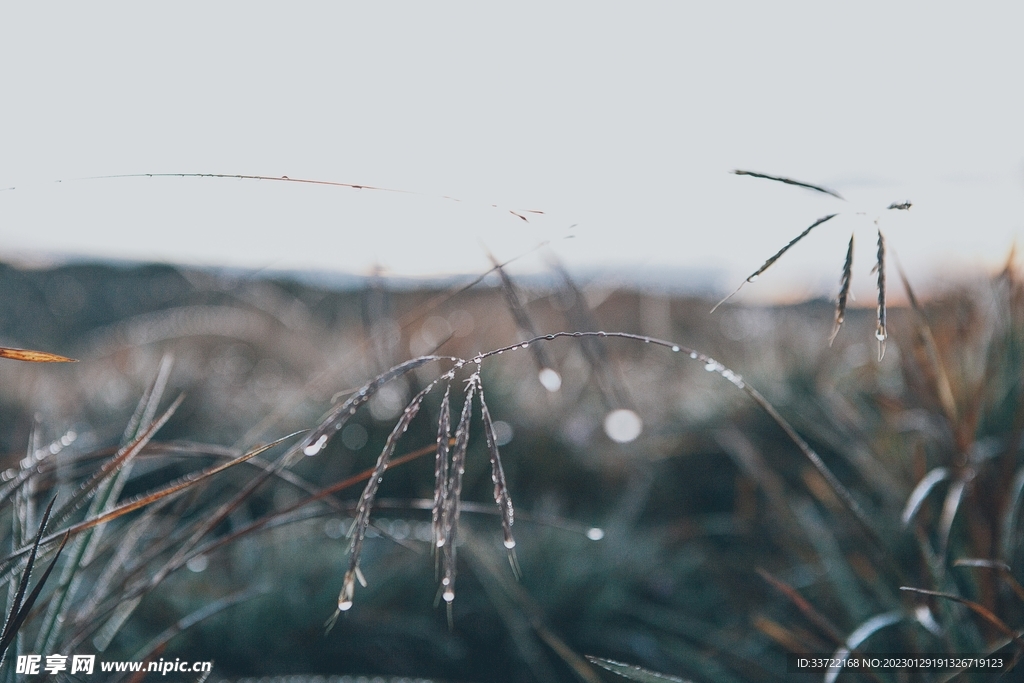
xmin=712 ymin=214 xmax=839 ymax=312
xmin=875 ymin=229 xmax=887 ymax=360
xmin=338 ymin=385 xmax=431 ymax=611
xmin=299 ymin=356 xmax=440 ymax=461
xmin=477 ymin=383 xmax=516 ymax=558
xmin=830 ymin=234 xmax=855 ymax=345
xmin=432 ymin=383 xmax=452 ymax=550
xmin=438 ymin=377 xmax=477 ymax=603
xmin=732 ymin=170 xmax=845 ymax=200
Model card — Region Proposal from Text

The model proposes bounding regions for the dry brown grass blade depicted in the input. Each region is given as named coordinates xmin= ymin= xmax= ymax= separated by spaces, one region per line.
xmin=756 ymin=567 xmax=843 ymax=644
xmin=66 ymin=441 xmax=441 ymax=653
xmin=830 ymin=234 xmax=855 ymax=344
xmin=741 ymin=384 xmax=884 ymax=551
xmin=0 ymin=432 xmax=303 ymax=579
xmin=900 ymin=586 xmax=1024 ymax=653
xmin=172 ymin=443 xmax=441 ymax=575
xmin=0 ymin=347 xmax=77 ymax=363
xmin=48 ymin=393 xmax=186 ymax=531
xmin=732 ymin=170 xmax=845 ymax=200
xmin=953 ymin=559 xmax=1024 ymax=604
xmin=79 ymin=172 xmax=544 ymax=222
xmin=711 ymin=214 xmax=839 ymax=312
xmin=895 ymin=258 xmax=959 ymax=425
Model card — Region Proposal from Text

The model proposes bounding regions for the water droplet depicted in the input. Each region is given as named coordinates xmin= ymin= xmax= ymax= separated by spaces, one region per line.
xmin=598 ymin=331 xmax=607 ymax=337
xmin=521 ymin=342 xmax=529 ymax=349
xmin=689 ymin=352 xmax=698 ymax=359
xmin=186 ymin=554 xmax=208 ymax=573
xmin=586 ymin=527 xmax=605 ymax=541
xmin=748 ymin=275 xmax=759 ymax=282
xmin=705 ymin=361 xmax=720 ymax=372
xmin=603 ymin=409 xmax=643 ymax=443
xmin=671 ymin=345 xmax=680 ymax=352
xmin=441 ymin=577 xmax=450 ymax=586
xmin=338 ymin=599 xmax=353 ymax=612
xmin=875 ymin=329 xmax=887 ymax=341
xmin=503 ymin=538 xmax=517 ymax=549
xmin=304 ymin=434 xmax=329 ymax=457
xmin=538 ymin=368 xmax=562 ymax=392
xmin=545 ymin=334 xmax=555 ymax=340
xmin=442 ymin=589 xmax=455 ymax=603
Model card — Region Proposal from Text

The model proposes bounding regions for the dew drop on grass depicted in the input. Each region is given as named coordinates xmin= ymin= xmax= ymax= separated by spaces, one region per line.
xmin=442 ymin=589 xmax=455 ymax=602
xmin=338 ymin=599 xmax=353 ymax=612
xmin=186 ymin=554 xmax=208 ymax=573
xmin=586 ymin=527 xmax=605 ymax=541
xmin=503 ymin=538 xmax=517 ymax=549
xmin=875 ymin=329 xmax=887 ymax=341
xmin=603 ymin=409 xmax=643 ymax=443
xmin=521 ymin=342 xmax=529 ymax=349
xmin=303 ymin=434 xmax=329 ymax=456
xmin=671 ymin=345 xmax=680 ymax=352
xmin=538 ymin=367 xmax=562 ymax=392
xmin=689 ymin=352 xmax=698 ymax=359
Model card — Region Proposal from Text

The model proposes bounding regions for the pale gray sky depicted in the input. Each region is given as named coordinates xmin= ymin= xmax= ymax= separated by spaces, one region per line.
xmin=1 ymin=3 xmax=1022 ymax=302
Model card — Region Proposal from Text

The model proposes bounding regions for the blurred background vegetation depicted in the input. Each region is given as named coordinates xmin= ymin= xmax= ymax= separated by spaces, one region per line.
xmin=1 ymin=256 xmax=1022 ymax=682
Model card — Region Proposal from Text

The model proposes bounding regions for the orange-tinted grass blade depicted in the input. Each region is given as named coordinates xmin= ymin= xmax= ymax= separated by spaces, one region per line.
xmin=0 ymin=347 xmax=76 ymax=363
xmin=756 ymin=567 xmax=843 ymax=643
xmin=0 ymin=432 xmax=304 ymax=575
xmin=900 ymin=586 xmax=1024 ymax=652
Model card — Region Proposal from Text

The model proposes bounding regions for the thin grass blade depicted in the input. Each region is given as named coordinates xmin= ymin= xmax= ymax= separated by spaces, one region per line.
xmin=712 ymin=214 xmax=838 ymax=312
xmin=824 ymin=611 xmax=903 ymax=683
xmin=48 ymin=393 xmax=185 ymax=530
xmin=875 ymin=229 xmax=887 ymax=360
xmin=0 ymin=497 xmax=61 ymax=661
xmin=756 ymin=568 xmax=843 ymax=644
xmin=895 ymin=259 xmax=958 ymax=424
xmin=732 ymin=170 xmax=845 ymax=200
xmin=902 ymin=467 xmax=951 ymax=527
xmin=953 ymin=559 xmax=1024 ymax=604
xmin=586 ymin=657 xmax=690 ymax=683
xmin=900 ymin=586 xmax=1024 ymax=652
